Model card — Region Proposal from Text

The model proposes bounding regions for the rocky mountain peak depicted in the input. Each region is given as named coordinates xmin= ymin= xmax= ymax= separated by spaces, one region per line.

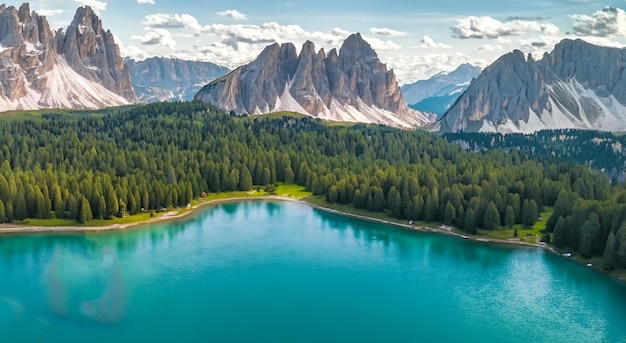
xmin=317 ymin=48 xmax=326 ymax=59
xmin=17 ymin=2 xmax=29 ymax=22
xmin=0 ymin=3 xmax=136 ymax=111
xmin=440 ymin=38 xmax=626 ymax=133
xmin=300 ymin=40 xmax=316 ymax=56
xmin=0 ymin=5 xmax=21 ymax=46
xmin=339 ymin=33 xmax=377 ymax=61
xmin=195 ymin=34 xmax=431 ymax=128
xmin=70 ymin=6 xmax=103 ymax=34
xmin=55 ymin=5 xmax=136 ymax=102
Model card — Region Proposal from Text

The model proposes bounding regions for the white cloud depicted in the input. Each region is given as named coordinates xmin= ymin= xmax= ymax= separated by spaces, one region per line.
xmin=451 ymin=16 xmax=559 ymax=39
xmin=131 ymin=28 xmax=177 ymax=49
xmin=570 ymin=7 xmax=626 ymax=37
xmin=369 ymin=27 xmax=407 ymax=37
xmin=364 ymin=36 xmax=402 ymax=51
xmin=217 ymin=10 xmax=247 ymax=21
xmin=420 ymin=35 xmax=451 ymax=49
xmin=137 ymin=0 xmax=155 ymax=4
xmin=74 ymin=0 xmax=107 ymax=14
xmin=37 ymin=9 xmax=63 ymax=17
xmin=143 ymin=13 xmax=203 ymax=31
xmin=478 ymin=43 xmax=504 ymax=51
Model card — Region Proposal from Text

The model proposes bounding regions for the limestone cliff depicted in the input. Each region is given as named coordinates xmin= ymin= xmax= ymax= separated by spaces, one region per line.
xmin=195 ymin=33 xmax=431 ymax=128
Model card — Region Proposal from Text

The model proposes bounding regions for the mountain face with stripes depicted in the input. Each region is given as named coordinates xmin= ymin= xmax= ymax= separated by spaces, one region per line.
xmin=438 ymin=39 xmax=626 ymax=133
xmin=195 ymin=33 xmax=432 ymax=128
xmin=0 ymin=3 xmax=136 ymax=112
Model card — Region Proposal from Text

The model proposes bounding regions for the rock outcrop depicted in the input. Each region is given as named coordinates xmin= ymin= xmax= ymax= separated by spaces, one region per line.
xmin=439 ymin=39 xmax=626 ymax=133
xmin=127 ymin=57 xmax=229 ymax=102
xmin=195 ymin=33 xmax=431 ymax=128
xmin=0 ymin=3 xmax=136 ymax=112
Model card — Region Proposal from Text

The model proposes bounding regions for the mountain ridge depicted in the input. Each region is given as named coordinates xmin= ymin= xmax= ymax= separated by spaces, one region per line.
xmin=439 ymin=39 xmax=626 ymax=133
xmin=0 ymin=3 xmax=135 ymax=112
xmin=127 ymin=57 xmax=229 ymax=102
xmin=194 ymin=33 xmax=432 ymax=128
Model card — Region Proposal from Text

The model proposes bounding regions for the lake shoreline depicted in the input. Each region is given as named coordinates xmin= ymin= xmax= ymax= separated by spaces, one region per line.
xmin=0 ymin=195 xmax=299 ymax=235
xmin=0 ymin=195 xmax=623 ymax=282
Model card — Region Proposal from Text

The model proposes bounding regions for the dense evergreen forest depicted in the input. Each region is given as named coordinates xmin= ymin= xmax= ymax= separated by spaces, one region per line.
xmin=443 ymin=130 xmax=626 ymax=183
xmin=1 ymin=102 xmax=626 ymax=270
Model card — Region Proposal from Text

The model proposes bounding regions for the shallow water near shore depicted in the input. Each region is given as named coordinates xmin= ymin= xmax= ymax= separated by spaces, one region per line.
xmin=1 ymin=200 xmax=625 ymax=342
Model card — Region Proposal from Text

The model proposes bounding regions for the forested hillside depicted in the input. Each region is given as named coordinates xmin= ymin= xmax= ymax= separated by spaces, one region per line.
xmin=1 ymin=102 xmax=626 ymax=270
xmin=443 ymin=130 xmax=626 ymax=183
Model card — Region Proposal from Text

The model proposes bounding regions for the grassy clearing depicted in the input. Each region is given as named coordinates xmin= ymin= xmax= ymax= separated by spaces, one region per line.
xmin=478 ymin=208 xmax=553 ymax=244
xmin=272 ymin=182 xmax=311 ymax=198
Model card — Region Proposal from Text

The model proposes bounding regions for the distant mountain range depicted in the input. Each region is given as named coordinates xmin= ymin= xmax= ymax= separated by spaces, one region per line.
xmin=0 ymin=3 xmax=136 ymax=111
xmin=127 ymin=57 xmax=229 ymax=103
xmin=401 ymin=63 xmax=481 ymax=117
xmin=3 ymin=3 xmax=626 ymax=134
xmin=438 ymin=39 xmax=626 ymax=133
xmin=195 ymin=33 xmax=432 ymax=128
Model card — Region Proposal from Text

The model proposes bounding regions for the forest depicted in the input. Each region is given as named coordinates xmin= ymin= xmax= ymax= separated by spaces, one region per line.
xmin=443 ymin=130 xmax=626 ymax=183
xmin=0 ymin=102 xmax=626 ymax=270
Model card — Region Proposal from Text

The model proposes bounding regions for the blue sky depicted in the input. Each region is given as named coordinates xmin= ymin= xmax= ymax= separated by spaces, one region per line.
xmin=26 ymin=0 xmax=626 ymax=84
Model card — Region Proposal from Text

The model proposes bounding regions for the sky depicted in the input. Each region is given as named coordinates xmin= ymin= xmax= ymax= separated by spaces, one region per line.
xmin=22 ymin=0 xmax=626 ymax=85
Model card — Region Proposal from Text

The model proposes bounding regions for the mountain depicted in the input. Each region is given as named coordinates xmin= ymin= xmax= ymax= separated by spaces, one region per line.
xmin=194 ymin=33 xmax=431 ymax=128
xmin=439 ymin=39 xmax=626 ymax=133
xmin=127 ymin=57 xmax=229 ymax=102
xmin=0 ymin=3 xmax=135 ymax=112
xmin=402 ymin=63 xmax=481 ymax=117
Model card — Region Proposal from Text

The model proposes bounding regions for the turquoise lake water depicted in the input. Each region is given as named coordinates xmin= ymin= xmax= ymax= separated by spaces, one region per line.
xmin=1 ymin=200 xmax=625 ymax=342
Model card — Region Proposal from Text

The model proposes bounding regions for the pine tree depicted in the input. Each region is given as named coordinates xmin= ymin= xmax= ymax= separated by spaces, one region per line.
xmin=0 ymin=200 xmax=6 ymax=223
xmin=239 ymin=165 xmax=253 ymax=191
xmin=284 ymin=165 xmax=295 ymax=184
xmin=464 ymin=208 xmax=477 ymax=234
xmin=580 ymin=213 xmax=602 ymax=258
xmin=504 ymin=205 xmax=515 ymax=228
xmin=327 ymin=186 xmax=338 ymax=204
xmin=373 ymin=187 xmax=385 ymax=212
xmin=97 ymin=195 xmax=107 ymax=219
xmin=444 ymin=201 xmax=456 ymax=225
xmin=118 ymin=199 xmax=127 ymax=218
xmin=105 ymin=186 xmax=119 ymax=218
xmin=547 ymin=190 xmax=571 ymax=232
xmin=602 ymin=231 xmax=618 ymax=270
xmin=387 ymin=186 xmax=403 ymax=218
xmin=616 ymin=225 xmax=626 ymax=269
xmin=552 ymin=216 xmax=568 ymax=248
xmin=142 ymin=190 xmax=149 ymax=211
xmin=424 ymin=194 xmax=437 ymax=222
xmin=522 ymin=199 xmax=538 ymax=227
xmin=483 ymin=202 xmax=500 ymax=230
xmin=14 ymin=192 xmax=27 ymax=221
xmin=79 ymin=197 xmax=93 ymax=224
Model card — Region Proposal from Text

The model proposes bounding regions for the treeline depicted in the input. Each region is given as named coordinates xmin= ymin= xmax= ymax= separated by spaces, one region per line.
xmin=0 ymin=102 xmax=626 ymax=269
xmin=443 ymin=130 xmax=626 ymax=183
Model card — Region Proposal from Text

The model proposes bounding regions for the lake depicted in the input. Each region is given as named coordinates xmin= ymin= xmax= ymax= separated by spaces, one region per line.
xmin=1 ymin=200 xmax=625 ymax=342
